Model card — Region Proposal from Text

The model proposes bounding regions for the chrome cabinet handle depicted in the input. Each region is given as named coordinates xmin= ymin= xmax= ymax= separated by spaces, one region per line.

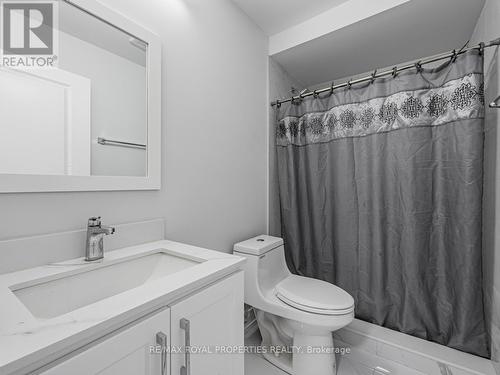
xmin=180 ymin=318 xmax=190 ymax=375
xmin=156 ymin=331 xmax=168 ymax=375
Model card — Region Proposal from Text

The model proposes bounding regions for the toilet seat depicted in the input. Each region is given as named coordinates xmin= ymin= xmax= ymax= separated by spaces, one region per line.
xmin=275 ymin=275 xmax=354 ymax=316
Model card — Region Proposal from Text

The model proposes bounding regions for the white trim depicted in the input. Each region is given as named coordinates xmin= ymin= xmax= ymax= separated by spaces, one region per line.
xmin=0 ymin=0 xmax=162 ymax=192
xmin=265 ymin=56 xmax=270 ymax=235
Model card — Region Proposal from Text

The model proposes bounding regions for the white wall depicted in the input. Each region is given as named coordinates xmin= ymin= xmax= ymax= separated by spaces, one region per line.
xmin=0 ymin=0 xmax=268 ymax=256
xmin=268 ymin=57 xmax=303 ymax=237
xmin=471 ymin=0 xmax=500 ymax=371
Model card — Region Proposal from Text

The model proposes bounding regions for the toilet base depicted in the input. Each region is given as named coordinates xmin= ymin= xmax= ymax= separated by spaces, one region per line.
xmin=255 ymin=309 xmax=337 ymax=375
xmin=292 ymin=332 xmax=336 ymax=375
xmin=261 ymin=333 xmax=337 ymax=375
xmin=261 ymin=351 xmax=294 ymax=374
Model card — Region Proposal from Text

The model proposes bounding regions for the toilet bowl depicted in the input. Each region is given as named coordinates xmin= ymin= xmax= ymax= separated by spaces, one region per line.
xmin=233 ymin=235 xmax=354 ymax=375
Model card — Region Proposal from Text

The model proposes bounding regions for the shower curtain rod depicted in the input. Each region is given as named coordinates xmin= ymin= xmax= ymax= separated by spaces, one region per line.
xmin=271 ymin=37 xmax=500 ymax=108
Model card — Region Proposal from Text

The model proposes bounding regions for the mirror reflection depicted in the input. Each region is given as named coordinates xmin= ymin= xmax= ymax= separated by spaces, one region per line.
xmin=0 ymin=0 xmax=148 ymax=177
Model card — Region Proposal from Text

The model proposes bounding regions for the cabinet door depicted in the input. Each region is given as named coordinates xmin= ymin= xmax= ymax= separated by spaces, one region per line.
xmin=40 ymin=308 xmax=170 ymax=375
xmin=170 ymin=272 xmax=244 ymax=375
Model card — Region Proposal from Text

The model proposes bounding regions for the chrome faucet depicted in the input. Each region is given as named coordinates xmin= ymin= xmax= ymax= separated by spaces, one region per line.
xmin=85 ymin=217 xmax=115 ymax=261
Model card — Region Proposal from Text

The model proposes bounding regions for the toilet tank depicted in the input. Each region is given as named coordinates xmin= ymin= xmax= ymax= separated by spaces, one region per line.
xmin=233 ymin=235 xmax=291 ymax=308
xmin=233 ymin=235 xmax=283 ymax=257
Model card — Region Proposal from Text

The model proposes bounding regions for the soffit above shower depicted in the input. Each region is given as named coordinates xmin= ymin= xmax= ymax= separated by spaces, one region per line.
xmin=270 ymin=0 xmax=486 ymax=87
xmin=230 ymin=0 xmax=411 ymax=55
xmin=230 ymin=0 xmax=350 ymax=36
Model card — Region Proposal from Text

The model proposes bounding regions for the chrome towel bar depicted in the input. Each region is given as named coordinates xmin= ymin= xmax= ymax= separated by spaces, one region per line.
xmin=97 ymin=137 xmax=146 ymax=150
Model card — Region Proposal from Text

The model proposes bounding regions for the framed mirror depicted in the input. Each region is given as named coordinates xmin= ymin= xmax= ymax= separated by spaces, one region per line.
xmin=0 ymin=0 xmax=161 ymax=192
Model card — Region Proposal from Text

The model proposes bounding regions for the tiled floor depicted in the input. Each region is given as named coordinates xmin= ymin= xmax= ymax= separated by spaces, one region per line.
xmin=244 ymin=332 xmax=427 ymax=375
xmin=244 ymin=352 xmax=380 ymax=375
xmin=244 ymin=351 xmax=427 ymax=375
xmin=245 ymin=354 xmax=287 ymax=375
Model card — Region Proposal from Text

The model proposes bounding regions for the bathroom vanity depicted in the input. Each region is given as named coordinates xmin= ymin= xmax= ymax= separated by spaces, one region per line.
xmin=0 ymin=241 xmax=245 ymax=375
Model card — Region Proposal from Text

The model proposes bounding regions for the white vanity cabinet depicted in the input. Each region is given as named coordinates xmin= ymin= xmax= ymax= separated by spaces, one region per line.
xmin=40 ymin=308 xmax=171 ymax=375
xmin=39 ymin=272 xmax=243 ymax=375
xmin=170 ymin=271 xmax=244 ymax=375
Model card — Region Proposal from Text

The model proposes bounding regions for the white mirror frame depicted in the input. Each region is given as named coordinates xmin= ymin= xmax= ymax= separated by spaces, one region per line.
xmin=0 ymin=0 xmax=161 ymax=193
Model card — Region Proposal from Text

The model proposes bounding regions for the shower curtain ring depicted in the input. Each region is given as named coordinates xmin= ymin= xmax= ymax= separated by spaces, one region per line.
xmin=371 ymin=69 xmax=377 ymax=84
xmin=451 ymin=50 xmax=458 ymax=63
xmin=329 ymin=81 xmax=335 ymax=95
xmin=392 ymin=66 xmax=398 ymax=78
xmin=313 ymin=90 xmax=319 ymax=98
xmin=415 ymin=61 xmax=423 ymax=73
xmin=479 ymin=42 xmax=485 ymax=56
xmin=347 ymin=79 xmax=353 ymax=89
xmin=276 ymin=99 xmax=281 ymax=108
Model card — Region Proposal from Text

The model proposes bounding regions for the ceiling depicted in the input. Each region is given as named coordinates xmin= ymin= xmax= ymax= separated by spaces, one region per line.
xmin=270 ymin=0 xmax=486 ymax=87
xmin=231 ymin=0 xmax=349 ymax=35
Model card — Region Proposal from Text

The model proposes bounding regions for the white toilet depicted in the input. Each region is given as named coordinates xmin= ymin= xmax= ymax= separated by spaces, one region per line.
xmin=234 ymin=235 xmax=354 ymax=375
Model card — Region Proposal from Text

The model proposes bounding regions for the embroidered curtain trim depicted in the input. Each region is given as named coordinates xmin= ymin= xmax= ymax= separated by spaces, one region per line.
xmin=276 ymin=73 xmax=484 ymax=146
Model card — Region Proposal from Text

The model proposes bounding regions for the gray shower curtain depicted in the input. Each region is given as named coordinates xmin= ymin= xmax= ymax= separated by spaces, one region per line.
xmin=276 ymin=51 xmax=489 ymax=357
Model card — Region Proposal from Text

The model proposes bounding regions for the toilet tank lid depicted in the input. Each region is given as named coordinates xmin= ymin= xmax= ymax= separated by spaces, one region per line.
xmin=233 ymin=235 xmax=284 ymax=256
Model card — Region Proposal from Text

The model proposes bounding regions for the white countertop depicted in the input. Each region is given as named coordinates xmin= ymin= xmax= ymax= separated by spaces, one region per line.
xmin=0 ymin=240 xmax=245 ymax=374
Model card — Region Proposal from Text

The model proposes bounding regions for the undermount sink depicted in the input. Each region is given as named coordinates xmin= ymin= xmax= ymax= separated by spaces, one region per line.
xmin=10 ymin=251 xmax=200 ymax=319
